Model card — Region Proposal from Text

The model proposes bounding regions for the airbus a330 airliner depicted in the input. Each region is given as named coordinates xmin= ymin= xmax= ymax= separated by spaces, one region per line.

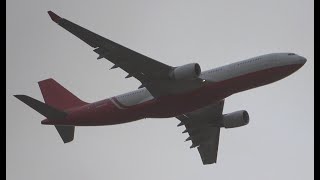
xmin=14 ymin=11 xmax=307 ymax=165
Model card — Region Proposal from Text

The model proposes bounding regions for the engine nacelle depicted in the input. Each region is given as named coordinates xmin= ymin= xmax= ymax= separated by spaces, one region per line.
xmin=222 ymin=110 xmax=249 ymax=128
xmin=170 ymin=63 xmax=201 ymax=80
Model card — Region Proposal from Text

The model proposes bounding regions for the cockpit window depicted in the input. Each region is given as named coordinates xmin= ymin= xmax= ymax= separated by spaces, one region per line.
xmin=288 ymin=53 xmax=295 ymax=55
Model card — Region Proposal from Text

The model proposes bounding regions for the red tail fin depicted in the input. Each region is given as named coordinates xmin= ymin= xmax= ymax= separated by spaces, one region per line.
xmin=38 ymin=78 xmax=87 ymax=110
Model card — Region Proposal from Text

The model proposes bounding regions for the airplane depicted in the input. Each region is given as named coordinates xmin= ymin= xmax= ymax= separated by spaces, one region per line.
xmin=14 ymin=11 xmax=307 ymax=165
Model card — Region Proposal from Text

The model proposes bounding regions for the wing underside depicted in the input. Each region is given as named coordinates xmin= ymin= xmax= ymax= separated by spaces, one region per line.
xmin=176 ymin=100 xmax=224 ymax=164
xmin=47 ymin=11 xmax=208 ymax=97
xmin=48 ymin=11 xmax=172 ymax=86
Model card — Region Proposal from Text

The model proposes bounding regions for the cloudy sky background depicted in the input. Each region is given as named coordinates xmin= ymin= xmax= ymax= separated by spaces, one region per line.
xmin=7 ymin=0 xmax=313 ymax=179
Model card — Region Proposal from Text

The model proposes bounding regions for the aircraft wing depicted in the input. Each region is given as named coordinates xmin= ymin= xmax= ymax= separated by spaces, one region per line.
xmin=176 ymin=100 xmax=224 ymax=164
xmin=47 ymin=11 xmax=173 ymax=89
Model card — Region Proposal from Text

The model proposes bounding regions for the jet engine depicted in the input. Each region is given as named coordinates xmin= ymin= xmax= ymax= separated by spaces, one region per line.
xmin=223 ymin=110 xmax=249 ymax=128
xmin=170 ymin=63 xmax=201 ymax=80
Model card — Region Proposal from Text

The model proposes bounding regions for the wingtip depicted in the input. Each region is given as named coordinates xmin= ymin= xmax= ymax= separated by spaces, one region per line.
xmin=47 ymin=11 xmax=62 ymax=23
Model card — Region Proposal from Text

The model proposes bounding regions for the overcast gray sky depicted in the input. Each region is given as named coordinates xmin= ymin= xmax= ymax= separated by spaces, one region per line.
xmin=6 ymin=0 xmax=313 ymax=179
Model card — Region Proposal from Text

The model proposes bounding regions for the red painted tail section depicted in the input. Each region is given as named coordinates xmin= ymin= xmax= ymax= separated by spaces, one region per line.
xmin=38 ymin=78 xmax=87 ymax=110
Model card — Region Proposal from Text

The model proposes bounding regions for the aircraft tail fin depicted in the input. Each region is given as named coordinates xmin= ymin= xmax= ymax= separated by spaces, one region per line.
xmin=15 ymin=78 xmax=85 ymax=143
xmin=38 ymin=78 xmax=87 ymax=110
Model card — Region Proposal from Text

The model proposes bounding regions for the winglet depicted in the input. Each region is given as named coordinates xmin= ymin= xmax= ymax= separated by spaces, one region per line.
xmin=48 ymin=11 xmax=62 ymax=23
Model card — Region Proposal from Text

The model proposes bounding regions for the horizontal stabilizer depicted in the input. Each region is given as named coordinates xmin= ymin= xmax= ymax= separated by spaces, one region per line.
xmin=14 ymin=95 xmax=67 ymax=119
xmin=55 ymin=125 xmax=75 ymax=143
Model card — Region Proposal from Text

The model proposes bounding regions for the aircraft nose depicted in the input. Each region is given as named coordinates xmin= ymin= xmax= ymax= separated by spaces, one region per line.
xmin=298 ymin=56 xmax=307 ymax=65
